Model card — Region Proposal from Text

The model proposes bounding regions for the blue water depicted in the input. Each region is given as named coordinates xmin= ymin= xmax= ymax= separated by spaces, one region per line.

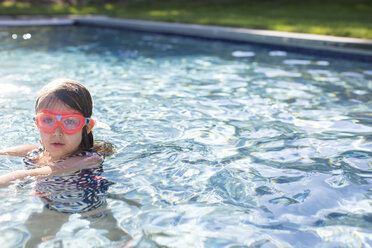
xmin=0 ymin=25 xmax=372 ymax=247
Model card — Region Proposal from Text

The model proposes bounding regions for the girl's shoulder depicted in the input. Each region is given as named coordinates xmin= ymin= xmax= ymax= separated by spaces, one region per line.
xmin=27 ymin=146 xmax=43 ymax=157
xmin=23 ymin=147 xmax=43 ymax=168
xmin=70 ymin=150 xmax=106 ymax=160
xmin=93 ymin=142 xmax=115 ymax=158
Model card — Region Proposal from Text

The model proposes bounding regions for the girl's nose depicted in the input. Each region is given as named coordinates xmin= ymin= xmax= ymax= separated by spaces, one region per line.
xmin=52 ymin=126 xmax=64 ymax=136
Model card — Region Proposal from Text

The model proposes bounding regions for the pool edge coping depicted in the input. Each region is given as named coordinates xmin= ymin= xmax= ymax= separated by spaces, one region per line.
xmin=1 ymin=16 xmax=372 ymax=59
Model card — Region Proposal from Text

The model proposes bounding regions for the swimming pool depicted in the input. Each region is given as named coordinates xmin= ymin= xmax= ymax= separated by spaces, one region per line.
xmin=0 ymin=25 xmax=372 ymax=247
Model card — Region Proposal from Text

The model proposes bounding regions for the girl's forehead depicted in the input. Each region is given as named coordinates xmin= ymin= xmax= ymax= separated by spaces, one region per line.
xmin=36 ymin=96 xmax=76 ymax=113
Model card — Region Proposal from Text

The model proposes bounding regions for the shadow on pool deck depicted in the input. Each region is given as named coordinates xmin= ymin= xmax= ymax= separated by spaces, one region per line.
xmin=1 ymin=15 xmax=372 ymax=61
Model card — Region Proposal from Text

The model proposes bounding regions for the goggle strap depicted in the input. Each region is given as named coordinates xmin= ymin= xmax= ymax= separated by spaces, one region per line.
xmin=85 ymin=118 xmax=90 ymax=125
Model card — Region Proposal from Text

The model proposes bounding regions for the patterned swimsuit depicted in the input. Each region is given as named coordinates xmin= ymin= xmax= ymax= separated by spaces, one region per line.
xmin=24 ymin=147 xmax=113 ymax=214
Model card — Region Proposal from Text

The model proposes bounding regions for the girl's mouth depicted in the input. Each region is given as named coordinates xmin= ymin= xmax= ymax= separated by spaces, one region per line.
xmin=51 ymin=143 xmax=64 ymax=147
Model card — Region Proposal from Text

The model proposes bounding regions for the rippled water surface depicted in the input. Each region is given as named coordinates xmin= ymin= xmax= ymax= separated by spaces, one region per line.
xmin=0 ymin=26 xmax=372 ymax=248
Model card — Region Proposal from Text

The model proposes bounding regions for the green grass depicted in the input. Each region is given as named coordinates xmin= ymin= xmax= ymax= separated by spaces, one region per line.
xmin=1 ymin=0 xmax=372 ymax=39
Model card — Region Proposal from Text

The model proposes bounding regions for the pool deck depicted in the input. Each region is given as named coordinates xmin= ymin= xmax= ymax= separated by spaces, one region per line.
xmin=1 ymin=15 xmax=372 ymax=60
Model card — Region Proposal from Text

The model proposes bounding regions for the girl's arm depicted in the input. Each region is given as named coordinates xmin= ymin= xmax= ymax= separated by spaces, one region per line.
xmin=49 ymin=153 xmax=104 ymax=175
xmin=0 ymin=166 xmax=52 ymax=186
xmin=0 ymin=145 xmax=39 ymax=157
xmin=0 ymin=153 xmax=103 ymax=186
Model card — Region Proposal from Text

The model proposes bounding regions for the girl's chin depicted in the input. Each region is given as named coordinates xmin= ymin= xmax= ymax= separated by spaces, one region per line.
xmin=47 ymin=149 xmax=71 ymax=161
xmin=45 ymin=144 xmax=80 ymax=160
xmin=49 ymin=154 xmax=67 ymax=161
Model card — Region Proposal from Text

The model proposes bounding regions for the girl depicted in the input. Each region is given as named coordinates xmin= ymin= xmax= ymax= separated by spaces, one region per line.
xmin=0 ymin=78 xmax=113 ymax=186
xmin=0 ymin=79 xmax=129 ymax=246
xmin=0 ymin=78 xmax=116 ymax=210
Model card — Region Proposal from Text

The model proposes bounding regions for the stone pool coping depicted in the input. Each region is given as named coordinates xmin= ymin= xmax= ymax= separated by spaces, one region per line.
xmin=1 ymin=15 xmax=372 ymax=59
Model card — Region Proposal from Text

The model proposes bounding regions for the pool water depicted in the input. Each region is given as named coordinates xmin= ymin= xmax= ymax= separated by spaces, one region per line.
xmin=0 ymin=25 xmax=372 ymax=247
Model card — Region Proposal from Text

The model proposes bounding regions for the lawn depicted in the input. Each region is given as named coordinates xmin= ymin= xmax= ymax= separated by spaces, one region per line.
xmin=1 ymin=0 xmax=372 ymax=39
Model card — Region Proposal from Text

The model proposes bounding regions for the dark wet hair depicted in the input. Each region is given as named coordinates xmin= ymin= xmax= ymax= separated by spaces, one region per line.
xmin=35 ymin=79 xmax=113 ymax=154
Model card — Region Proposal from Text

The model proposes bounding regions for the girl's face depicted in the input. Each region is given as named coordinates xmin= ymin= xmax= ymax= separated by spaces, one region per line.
xmin=38 ymin=102 xmax=84 ymax=161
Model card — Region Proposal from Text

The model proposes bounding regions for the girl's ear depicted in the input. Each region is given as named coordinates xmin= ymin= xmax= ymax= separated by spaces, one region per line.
xmin=86 ymin=123 xmax=94 ymax=134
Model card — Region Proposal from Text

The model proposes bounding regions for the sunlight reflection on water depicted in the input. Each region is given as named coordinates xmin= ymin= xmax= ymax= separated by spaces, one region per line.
xmin=0 ymin=25 xmax=372 ymax=248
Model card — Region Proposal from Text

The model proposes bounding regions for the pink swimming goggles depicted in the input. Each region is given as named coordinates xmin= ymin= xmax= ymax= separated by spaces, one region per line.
xmin=35 ymin=110 xmax=95 ymax=134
